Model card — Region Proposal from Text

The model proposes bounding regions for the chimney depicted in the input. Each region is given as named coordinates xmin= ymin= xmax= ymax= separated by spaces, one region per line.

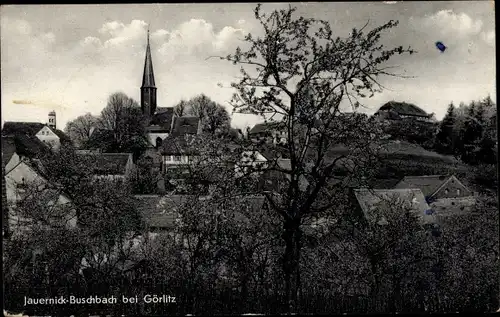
xmin=48 ymin=111 xmax=56 ymax=130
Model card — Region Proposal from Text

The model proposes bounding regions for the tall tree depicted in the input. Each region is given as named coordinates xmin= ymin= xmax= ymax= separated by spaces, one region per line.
xmin=184 ymin=94 xmax=231 ymax=135
xmin=64 ymin=113 xmax=99 ymax=148
xmin=90 ymin=92 xmax=149 ymax=156
xmin=434 ymin=103 xmax=457 ymax=155
xmin=219 ymin=3 xmax=415 ymax=312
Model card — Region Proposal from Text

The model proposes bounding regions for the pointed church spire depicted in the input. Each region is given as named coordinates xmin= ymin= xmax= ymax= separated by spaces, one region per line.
xmin=142 ymin=25 xmax=155 ymax=88
xmin=141 ymin=25 xmax=157 ymax=117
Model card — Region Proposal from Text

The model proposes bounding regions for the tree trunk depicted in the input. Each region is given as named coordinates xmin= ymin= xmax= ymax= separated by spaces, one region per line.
xmin=283 ymin=218 xmax=302 ymax=314
xmin=370 ymin=258 xmax=382 ymax=313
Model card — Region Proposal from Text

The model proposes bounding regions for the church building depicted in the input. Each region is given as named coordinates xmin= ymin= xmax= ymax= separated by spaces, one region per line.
xmin=140 ymin=29 xmax=201 ymax=149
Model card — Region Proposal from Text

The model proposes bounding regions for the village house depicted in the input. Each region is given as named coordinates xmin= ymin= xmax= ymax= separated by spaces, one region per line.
xmin=2 ymin=111 xmax=71 ymax=150
xmin=76 ymin=152 xmax=135 ymax=183
xmin=394 ymin=175 xmax=473 ymax=200
xmin=394 ymin=175 xmax=475 ymax=220
xmin=2 ymin=135 xmax=76 ymax=238
xmin=248 ymin=121 xmax=288 ymax=145
xmin=374 ymin=101 xmax=435 ymax=123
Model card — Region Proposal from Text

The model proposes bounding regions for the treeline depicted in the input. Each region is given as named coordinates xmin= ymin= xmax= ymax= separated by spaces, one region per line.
xmin=386 ymin=95 xmax=497 ymax=166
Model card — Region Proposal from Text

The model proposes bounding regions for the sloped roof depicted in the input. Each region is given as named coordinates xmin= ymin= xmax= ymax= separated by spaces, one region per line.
xmin=394 ymin=175 xmax=449 ymax=197
xmin=2 ymin=134 xmax=49 ymax=163
xmin=353 ymin=188 xmax=435 ymax=224
xmin=171 ymin=116 xmax=199 ymax=136
xmin=2 ymin=136 xmax=17 ymax=168
xmin=78 ymin=152 xmax=131 ymax=175
xmin=378 ymin=101 xmax=429 ymax=117
xmin=53 ymin=129 xmax=72 ymax=145
xmin=2 ymin=122 xmax=45 ymax=136
xmin=151 ymin=107 xmax=174 ymax=130
xmin=249 ymin=122 xmax=284 ymax=134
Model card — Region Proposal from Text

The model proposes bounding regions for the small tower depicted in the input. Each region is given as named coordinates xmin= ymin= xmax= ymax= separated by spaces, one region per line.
xmin=48 ymin=111 xmax=56 ymax=130
xmin=141 ymin=26 xmax=157 ymax=119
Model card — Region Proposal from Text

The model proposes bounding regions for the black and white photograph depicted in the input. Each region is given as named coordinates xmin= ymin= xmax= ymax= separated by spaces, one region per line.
xmin=1 ymin=2 xmax=498 ymax=316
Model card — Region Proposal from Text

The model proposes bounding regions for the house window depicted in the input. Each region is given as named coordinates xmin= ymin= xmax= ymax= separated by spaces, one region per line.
xmin=444 ymin=188 xmax=449 ymax=194
xmin=173 ymin=156 xmax=182 ymax=162
xmin=456 ymin=189 xmax=461 ymax=196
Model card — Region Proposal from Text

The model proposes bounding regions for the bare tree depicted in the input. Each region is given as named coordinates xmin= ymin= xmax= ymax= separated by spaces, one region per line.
xmin=64 ymin=113 xmax=99 ymax=148
xmin=217 ymin=3 xmax=415 ymax=312
xmin=183 ymin=94 xmax=231 ymax=135
xmin=174 ymin=100 xmax=188 ymax=117
xmin=94 ymin=92 xmax=148 ymax=154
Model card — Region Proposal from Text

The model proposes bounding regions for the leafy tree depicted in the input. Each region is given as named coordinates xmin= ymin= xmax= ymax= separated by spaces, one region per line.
xmin=64 ymin=113 xmax=100 ymax=148
xmin=218 ymin=3 xmax=415 ymax=312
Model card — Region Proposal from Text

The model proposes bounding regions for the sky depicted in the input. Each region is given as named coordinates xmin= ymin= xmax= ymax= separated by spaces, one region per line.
xmin=1 ymin=2 xmax=496 ymax=131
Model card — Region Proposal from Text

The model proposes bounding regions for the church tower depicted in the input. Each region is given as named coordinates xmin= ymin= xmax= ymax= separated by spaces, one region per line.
xmin=141 ymin=27 xmax=157 ymax=118
xmin=48 ymin=110 xmax=56 ymax=130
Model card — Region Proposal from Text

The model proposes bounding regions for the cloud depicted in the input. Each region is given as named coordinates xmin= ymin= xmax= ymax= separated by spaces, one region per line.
xmin=414 ymin=10 xmax=483 ymax=37
xmin=1 ymin=16 xmax=249 ymax=130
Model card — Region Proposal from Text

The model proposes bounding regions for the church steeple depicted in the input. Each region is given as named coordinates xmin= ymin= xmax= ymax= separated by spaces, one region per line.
xmin=141 ymin=26 xmax=157 ymax=117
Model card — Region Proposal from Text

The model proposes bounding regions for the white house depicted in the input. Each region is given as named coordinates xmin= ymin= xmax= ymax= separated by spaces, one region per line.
xmin=3 ymin=142 xmax=76 ymax=236
xmin=2 ymin=112 xmax=70 ymax=151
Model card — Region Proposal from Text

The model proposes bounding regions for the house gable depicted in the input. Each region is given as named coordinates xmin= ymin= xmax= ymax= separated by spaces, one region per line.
xmin=35 ymin=125 xmax=61 ymax=149
xmin=431 ymin=175 xmax=472 ymax=199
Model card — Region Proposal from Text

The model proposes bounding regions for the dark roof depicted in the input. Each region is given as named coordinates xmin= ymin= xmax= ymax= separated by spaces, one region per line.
xmin=2 ymin=134 xmax=49 ymax=166
xmin=171 ymin=116 xmax=199 ymax=136
xmin=77 ymin=152 xmax=132 ymax=175
xmin=394 ymin=175 xmax=449 ymax=197
xmin=53 ymin=129 xmax=72 ymax=145
xmin=145 ymin=125 xmax=170 ymax=133
xmin=160 ymin=135 xmax=199 ymax=155
xmin=378 ymin=101 xmax=429 ymax=117
xmin=249 ymin=122 xmax=284 ymax=134
xmin=2 ymin=121 xmax=45 ymax=136
xmin=156 ymin=107 xmax=172 ymax=114
xmin=2 ymin=136 xmax=17 ymax=168
xmin=151 ymin=107 xmax=174 ymax=131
